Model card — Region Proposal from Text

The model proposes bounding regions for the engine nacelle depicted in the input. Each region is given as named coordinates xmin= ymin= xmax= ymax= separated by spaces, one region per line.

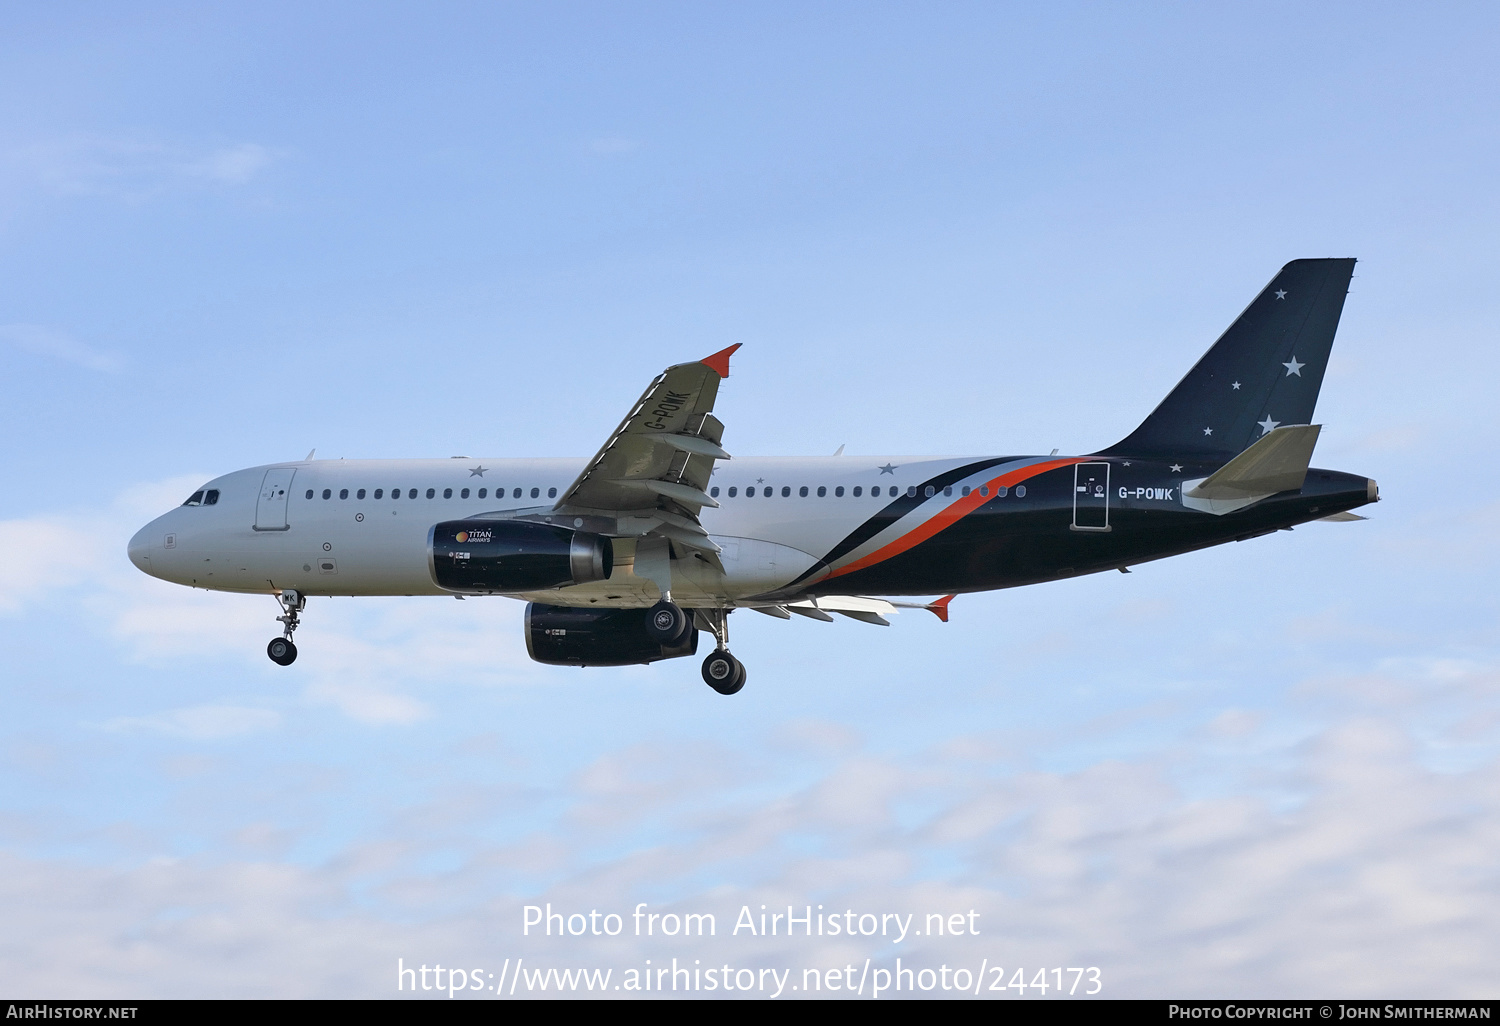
xmin=524 ymin=603 xmax=699 ymax=667
xmin=429 ymin=520 xmax=613 ymax=594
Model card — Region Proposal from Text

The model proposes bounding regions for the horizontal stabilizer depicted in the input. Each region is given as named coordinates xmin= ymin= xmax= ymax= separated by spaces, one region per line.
xmin=1185 ymin=424 xmax=1321 ymax=500
xmin=1319 ymin=510 xmax=1367 ymax=522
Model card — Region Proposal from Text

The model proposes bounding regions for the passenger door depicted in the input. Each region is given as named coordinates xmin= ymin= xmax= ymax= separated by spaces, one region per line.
xmin=254 ymin=468 xmax=296 ymax=531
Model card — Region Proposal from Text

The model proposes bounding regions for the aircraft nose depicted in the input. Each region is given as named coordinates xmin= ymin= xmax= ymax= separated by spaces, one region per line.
xmin=127 ymin=525 xmax=155 ymax=575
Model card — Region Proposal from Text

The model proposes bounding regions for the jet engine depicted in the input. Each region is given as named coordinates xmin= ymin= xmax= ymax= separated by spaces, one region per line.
xmin=524 ymin=603 xmax=699 ymax=667
xmin=429 ymin=520 xmax=613 ymax=593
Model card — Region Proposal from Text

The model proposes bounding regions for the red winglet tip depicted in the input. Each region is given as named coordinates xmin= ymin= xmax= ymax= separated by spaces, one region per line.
xmin=927 ymin=595 xmax=955 ymax=623
xmin=701 ymin=343 xmax=742 ymax=378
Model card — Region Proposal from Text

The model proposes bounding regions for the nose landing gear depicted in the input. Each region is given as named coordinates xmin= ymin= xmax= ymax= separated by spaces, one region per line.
xmin=267 ymin=590 xmax=304 ymax=666
xmin=696 ymin=608 xmax=746 ymax=695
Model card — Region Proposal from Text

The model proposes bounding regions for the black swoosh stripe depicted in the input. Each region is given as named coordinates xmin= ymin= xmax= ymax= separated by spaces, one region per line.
xmin=783 ymin=457 xmax=1010 ymax=589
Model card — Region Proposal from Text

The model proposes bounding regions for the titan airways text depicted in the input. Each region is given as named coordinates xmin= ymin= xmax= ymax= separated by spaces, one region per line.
xmin=129 ymin=259 xmax=1377 ymax=694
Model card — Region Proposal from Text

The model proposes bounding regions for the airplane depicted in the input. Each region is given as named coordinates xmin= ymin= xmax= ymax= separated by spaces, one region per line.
xmin=128 ymin=258 xmax=1377 ymax=695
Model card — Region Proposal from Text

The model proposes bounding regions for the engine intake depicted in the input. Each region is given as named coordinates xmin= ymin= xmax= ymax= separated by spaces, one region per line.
xmin=525 ymin=603 xmax=698 ymax=667
xmin=429 ymin=520 xmax=613 ymax=593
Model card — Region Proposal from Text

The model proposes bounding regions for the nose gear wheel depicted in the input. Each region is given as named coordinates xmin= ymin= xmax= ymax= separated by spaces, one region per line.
xmin=267 ymin=590 xmax=305 ymax=666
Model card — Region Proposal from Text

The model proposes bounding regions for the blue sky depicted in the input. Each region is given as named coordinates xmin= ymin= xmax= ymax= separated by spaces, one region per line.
xmin=2 ymin=2 xmax=1498 ymax=998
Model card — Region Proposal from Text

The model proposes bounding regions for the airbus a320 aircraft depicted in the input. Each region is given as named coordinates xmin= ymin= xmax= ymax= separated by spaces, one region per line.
xmin=129 ymin=259 xmax=1376 ymax=695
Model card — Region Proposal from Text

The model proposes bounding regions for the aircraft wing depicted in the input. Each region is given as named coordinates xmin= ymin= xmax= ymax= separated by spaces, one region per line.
xmin=553 ymin=345 xmax=740 ymax=560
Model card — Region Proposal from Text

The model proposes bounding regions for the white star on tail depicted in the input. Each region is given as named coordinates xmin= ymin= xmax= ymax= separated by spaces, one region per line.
xmin=1258 ymin=416 xmax=1281 ymax=435
xmin=1232 ymin=381 xmax=1241 ymax=390
xmin=1203 ymin=427 xmax=1213 ymax=436
xmin=1170 ymin=464 xmax=1183 ymax=473
xmin=1275 ymin=289 xmax=1287 ymax=300
xmin=1283 ymin=356 xmax=1304 ymax=376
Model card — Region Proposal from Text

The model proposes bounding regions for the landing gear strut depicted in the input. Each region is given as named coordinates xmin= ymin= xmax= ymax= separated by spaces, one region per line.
xmin=267 ymin=590 xmax=304 ymax=666
xmin=697 ymin=608 xmax=746 ymax=695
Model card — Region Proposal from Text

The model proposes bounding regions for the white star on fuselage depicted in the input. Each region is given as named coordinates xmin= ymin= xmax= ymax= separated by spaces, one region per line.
xmin=878 ymin=463 xmax=898 ymax=475
xmin=1283 ymin=356 xmax=1304 ymax=376
xmin=1170 ymin=464 xmax=1183 ymax=473
xmin=469 ymin=466 xmax=487 ymax=477
xmin=1275 ymin=289 xmax=1287 ymax=299
xmin=1203 ymin=427 xmax=1213 ymax=436
xmin=1232 ymin=381 xmax=1241 ymax=390
xmin=1258 ymin=416 xmax=1281 ymax=435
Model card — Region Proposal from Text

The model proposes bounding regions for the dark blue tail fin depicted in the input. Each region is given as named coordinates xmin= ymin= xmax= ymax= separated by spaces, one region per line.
xmin=1099 ymin=258 xmax=1356 ymax=459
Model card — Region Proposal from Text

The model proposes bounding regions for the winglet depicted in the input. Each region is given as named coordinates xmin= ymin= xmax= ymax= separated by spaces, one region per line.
xmin=926 ymin=595 xmax=955 ymax=623
xmin=701 ymin=343 xmax=742 ymax=378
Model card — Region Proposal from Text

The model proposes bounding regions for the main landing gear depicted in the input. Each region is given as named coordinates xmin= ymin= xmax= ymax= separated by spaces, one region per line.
xmin=646 ymin=598 xmax=747 ymax=695
xmin=267 ymin=589 xmax=304 ymax=666
xmin=695 ymin=606 xmax=746 ymax=696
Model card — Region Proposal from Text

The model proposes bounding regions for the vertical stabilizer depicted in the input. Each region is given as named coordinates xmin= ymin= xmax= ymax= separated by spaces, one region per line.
xmin=1099 ymin=258 xmax=1356 ymax=458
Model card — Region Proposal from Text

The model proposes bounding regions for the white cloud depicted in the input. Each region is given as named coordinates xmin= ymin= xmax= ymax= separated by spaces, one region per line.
xmin=0 ymin=324 xmax=122 ymax=372
xmin=9 ymin=136 xmax=281 ymax=200
xmin=0 ymin=700 xmax=1496 ymax=997
xmin=101 ymin=705 xmax=282 ymax=740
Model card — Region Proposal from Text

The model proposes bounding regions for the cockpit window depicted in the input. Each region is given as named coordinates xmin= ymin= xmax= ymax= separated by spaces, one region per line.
xmin=182 ymin=491 xmax=204 ymax=506
xmin=203 ymin=489 xmax=219 ymax=505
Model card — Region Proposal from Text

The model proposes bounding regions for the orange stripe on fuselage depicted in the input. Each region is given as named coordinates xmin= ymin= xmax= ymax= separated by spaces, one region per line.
xmin=825 ymin=457 xmax=1088 ymax=580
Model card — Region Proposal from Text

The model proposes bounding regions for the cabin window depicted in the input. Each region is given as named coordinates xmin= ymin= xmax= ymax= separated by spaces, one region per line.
xmin=322 ymin=489 xmax=331 ymax=500
xmin=392 ymin=489 xmax=401 ymax=500
xmin=530 ymin=487 xmax=539 ymax=499
xmin=979 ymin=486 xmax=989 ymax=497
xmin=1016 ymin=485 xmax=1027 ymax=498
xmin=853 ymin=486 xmax=862 ymax=497
xmin=943 ymin=486 xmax=952 ymax=497
xmin=817 ymin=486 xmax=826 ymax=497
xmin=997 ymin=486 xmax=1008 ymax=497
xmin=728 ymin=486 xmax=738 ymax=497
xmin=337 ymin=488 xmax=346 ymax=500
xmin=374 ymin=489 xmax=384 ymax=499
xmin=961 ymin=486 xmax=971 ymax=496
xmin=548 ymin=487 xmax=557 ymax=498
xmin=781 ymin=486 xmax=790 ymax=497
xmin=924 ymin=485 xmax=935 ymax=498
xmin=478 ymin=488 xmax=487 ymax=498
xmin=835 ymin=486 xmax=844 ymax=497
xmin=408 ymin=489 xmax=418 ymax=499
xmin=906 ymin=486 xmax=916 ymax=498
xmin=182 ymin=491 xmax=204 ymax=506
xmin=357 ymin=489 xmax=366 ymax=499
xmin=461 ymin=488 xmax=469 ymax=499
xmin=710 ymin=486 xmax=720 ymax=497
xmin=799 ymin=486 xmax=808 ymax=497
xmin=443 ymin=488 xmax=452 ymax=498
xmin=426 ymin=488 xmax=435 ymax=499
xmin=305 ymin=490 xmax=314 ymax=500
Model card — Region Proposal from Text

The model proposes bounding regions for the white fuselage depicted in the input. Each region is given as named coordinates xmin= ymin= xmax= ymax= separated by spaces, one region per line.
xmin=127 ymin=455 xmax=992 ymax=607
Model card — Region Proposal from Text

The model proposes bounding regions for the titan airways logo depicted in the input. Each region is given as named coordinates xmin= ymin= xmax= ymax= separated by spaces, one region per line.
xmin=1120 ymin=486 xmax=1176 ymax=501
xmin=454 ymin=530 xmax=492 ymax=544
xmin=644 ymin=390 xmax=692 ymax=430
